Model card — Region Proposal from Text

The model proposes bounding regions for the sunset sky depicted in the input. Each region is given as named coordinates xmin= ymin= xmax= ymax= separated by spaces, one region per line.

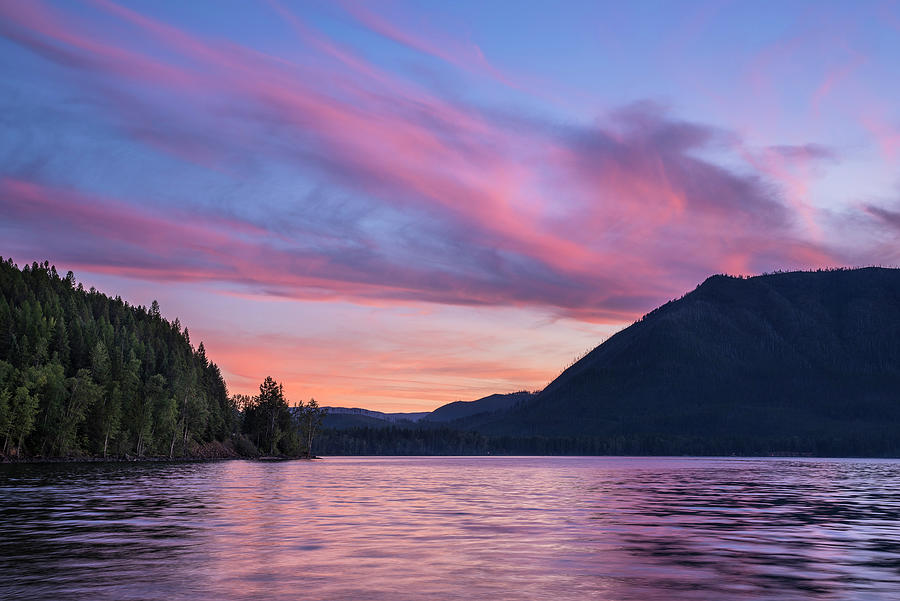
xmin=1 ymin=0 xmax=899 ymax=411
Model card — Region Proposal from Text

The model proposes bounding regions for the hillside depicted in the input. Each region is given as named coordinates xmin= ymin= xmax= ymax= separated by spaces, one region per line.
xmin=321 ymin=407 xmax=428 ymax=429
xmin=461 ymin=268 xmax=900 ymax=455
xmin=421 ymin=391 xmax=533 ymax=422
xmin=321 ymin=393 xmax=531 ymax=430
xmin=0 ymin=258 xmax=235 ymax=458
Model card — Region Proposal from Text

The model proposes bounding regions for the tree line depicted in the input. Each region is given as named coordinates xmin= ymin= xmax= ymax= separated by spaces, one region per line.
xmin=0 ymin=258 xmax=323 ymax=460
xmin=316 ymin=425 xmax=900 ymax=457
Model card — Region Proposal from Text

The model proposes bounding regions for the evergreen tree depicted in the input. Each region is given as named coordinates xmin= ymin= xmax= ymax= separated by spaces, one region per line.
xmin=258 ymin=376 xmax=287 ymax=455
xmin=0 ymin=388 xmax=9 ymax=453
xmin=8 ymin=385 xmax=38 ymax=454
xmin=299 ymin=398 xmax=326 ymax=457
xmin=58 ymin=369 xmax=101 ymax=455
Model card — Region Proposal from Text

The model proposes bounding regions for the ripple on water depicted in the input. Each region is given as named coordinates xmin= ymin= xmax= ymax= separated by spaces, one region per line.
xmin=2 ymin=457 xmax=900 ymax=600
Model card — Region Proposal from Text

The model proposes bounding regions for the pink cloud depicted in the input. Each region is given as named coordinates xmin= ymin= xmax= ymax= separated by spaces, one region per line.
xmin=0 ymin=0 xmax=853 ymax=327
xmin=334 ymin=0 xmax=518 ymax=90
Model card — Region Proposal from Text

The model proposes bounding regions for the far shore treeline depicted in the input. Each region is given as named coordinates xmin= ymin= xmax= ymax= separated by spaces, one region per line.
xmin=0 ymin=258 xmax=324 ymax=460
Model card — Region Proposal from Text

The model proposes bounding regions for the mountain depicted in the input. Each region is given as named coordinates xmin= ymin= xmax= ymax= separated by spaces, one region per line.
xmin=321 ymin=394 xmax=531 ymax=430
xmin=421 ymin=391 xmax=533 ymax=422
xmin=460 ymin=268 xmax=900 ymax=455
xmin=321 ymin=407 xmax=429 ymax=429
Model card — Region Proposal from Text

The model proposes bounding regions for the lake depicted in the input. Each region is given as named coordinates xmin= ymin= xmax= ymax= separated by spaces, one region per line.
xmin=2 ymin=456 xmax=899 ymax=600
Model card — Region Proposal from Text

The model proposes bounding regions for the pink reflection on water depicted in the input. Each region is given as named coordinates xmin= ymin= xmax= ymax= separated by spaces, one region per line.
xmin=3 ymin=457 xmax=900 ymax=600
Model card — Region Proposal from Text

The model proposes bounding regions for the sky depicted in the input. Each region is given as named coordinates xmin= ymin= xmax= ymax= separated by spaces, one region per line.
xmin=1 ymin=0 xmax=899 ymax=412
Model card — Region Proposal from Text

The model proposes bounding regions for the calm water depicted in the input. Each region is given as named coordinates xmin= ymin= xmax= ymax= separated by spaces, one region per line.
xmin=2 ymin=457 xmax=900 ymax=600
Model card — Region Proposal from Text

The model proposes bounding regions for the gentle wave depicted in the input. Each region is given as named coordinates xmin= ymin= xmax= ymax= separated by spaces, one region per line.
xmin=2 ymin=457 xmax=900 ymax=600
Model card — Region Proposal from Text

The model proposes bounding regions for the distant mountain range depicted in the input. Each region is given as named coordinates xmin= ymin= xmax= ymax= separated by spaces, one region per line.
xmin=320 ymin=407 xmax=429 ymax=429
xmin=323 ymin=391 xmax=532 ymax=430
xmin=421 ymin=392 xmax=533 ymax=422
xmin=320 ymin=268 xmax=900 ymax=456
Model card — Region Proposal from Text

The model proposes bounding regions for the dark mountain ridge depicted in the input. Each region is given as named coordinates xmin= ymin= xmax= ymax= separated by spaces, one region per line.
xmin=321 ymin=392 xmax=532 ymax=430
xmin=421 ymin=391 xmax=533 ymax=422
xmin=320 ymin=407 xmax=428 ymax=429
xmin=456 ymin=268 xmax=900 ymax=454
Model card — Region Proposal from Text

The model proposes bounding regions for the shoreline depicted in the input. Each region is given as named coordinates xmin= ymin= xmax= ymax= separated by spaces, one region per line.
xmin=0 ymin=455 xmax=320 ymax=465
xmin=6 ymin=454 xmax=899 ymax=464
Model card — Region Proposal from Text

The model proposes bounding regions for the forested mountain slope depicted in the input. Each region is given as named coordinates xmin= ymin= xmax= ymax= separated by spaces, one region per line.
xmin=0 ymin=258 xmax=235 ymax=458
xmin=465 ymin=268 xmax=900 ymax=454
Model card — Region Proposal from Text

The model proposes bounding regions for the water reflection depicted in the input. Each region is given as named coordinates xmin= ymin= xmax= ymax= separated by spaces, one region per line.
xmin=2 ymin=457 xmax=899 ymax=600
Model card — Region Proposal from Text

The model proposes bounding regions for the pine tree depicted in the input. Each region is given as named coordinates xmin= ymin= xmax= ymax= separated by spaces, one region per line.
xmin=9 ymin=385 xmax=38 ymax=454
xmin=59 ymin=369 xmax=100 ymax=455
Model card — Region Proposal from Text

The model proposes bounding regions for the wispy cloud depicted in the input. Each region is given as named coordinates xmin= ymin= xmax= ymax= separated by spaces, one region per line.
xmin=0 ymin=0 xmax=860 ymax=326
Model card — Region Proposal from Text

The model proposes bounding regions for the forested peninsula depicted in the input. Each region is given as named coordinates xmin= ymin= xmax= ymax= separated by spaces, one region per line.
xmin=0 ymin=259 xmax=323 ymax=461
